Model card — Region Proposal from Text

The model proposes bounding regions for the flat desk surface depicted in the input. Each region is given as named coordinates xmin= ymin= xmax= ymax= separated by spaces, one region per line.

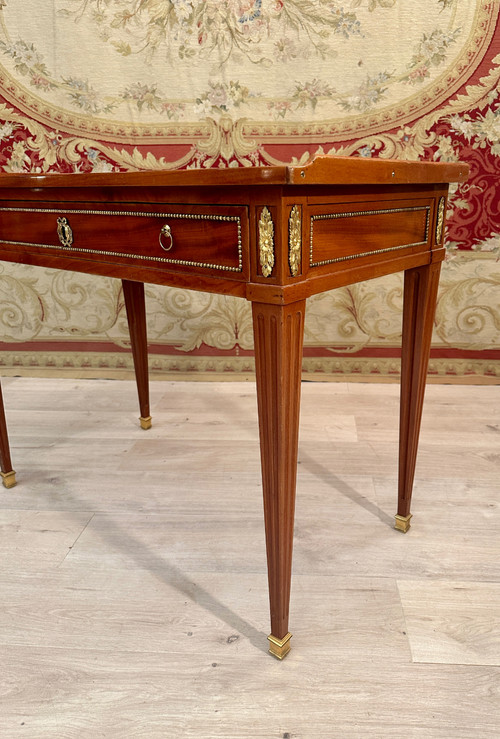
xmin=0 ymin=156 xmax=468 ymax=659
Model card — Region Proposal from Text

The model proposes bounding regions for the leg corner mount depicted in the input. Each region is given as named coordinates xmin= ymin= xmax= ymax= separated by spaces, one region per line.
xmin=268 ymin=632 xmax=292 ymax=660
xmin=394 ymin=513 xmax=412 ymax=533
xmin=1 ymin=470 xmax=17 ymax=489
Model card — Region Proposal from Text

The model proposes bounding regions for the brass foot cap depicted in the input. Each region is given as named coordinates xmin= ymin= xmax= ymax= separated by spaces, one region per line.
xmin=140 ymin=416 xmax=152 ymax=430
xmin=1 ymin=470 xmax=17 ymax=489
xmin=395 ymin=513 xmax=412 ymax=533
xmin=268 ymin=632 xmax=292 ymax=660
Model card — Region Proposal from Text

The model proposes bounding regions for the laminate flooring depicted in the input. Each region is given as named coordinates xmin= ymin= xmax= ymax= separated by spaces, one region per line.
xmin=0 ymin=377 xmax=498 ymax=738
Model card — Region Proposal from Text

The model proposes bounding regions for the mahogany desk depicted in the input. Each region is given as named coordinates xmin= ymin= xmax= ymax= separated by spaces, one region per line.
xmin=0 ymin=157 xmax=467 ymax=659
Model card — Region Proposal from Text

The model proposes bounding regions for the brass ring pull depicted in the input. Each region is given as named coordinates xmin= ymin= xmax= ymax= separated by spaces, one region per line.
xmin=159 ymin=224 xmax=173 ymax=251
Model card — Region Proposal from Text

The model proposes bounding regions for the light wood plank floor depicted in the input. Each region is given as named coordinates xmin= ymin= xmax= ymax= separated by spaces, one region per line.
xmin=0 ymin=377 xmax=499 ymax=738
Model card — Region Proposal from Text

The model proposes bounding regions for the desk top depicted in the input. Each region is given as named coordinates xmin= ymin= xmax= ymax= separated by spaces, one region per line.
xmin=0 ymin=155 xmax=468 ymax=190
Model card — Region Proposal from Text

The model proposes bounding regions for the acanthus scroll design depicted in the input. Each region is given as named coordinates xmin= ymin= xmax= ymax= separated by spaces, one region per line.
xmin=259 ymin=207 xmax=275 ymax=278
xmin=288 ymin=206 xmax=302 ymax=277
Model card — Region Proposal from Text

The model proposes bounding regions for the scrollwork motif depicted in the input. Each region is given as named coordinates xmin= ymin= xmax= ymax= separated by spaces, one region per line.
xmin=0 ymin=269 xmax=44 ymax=341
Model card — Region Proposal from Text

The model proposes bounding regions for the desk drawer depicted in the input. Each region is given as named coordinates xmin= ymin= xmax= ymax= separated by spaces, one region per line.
xmin=308 ymin=200 xmax=431 ymax=270
xmin=0 ymin=203 xmax=247 ymax=278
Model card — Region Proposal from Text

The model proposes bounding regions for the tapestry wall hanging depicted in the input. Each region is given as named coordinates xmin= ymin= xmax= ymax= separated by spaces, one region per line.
xmin=0 ymin=1 xmax=499 ymax=380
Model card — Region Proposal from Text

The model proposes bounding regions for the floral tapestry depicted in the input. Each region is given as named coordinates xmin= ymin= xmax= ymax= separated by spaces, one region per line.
xmin=0 ymin=1 xmax=499 ymax=380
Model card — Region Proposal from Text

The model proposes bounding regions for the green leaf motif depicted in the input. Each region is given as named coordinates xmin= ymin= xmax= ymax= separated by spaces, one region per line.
xmin=111 ymin=41 xmax=132 ymax=56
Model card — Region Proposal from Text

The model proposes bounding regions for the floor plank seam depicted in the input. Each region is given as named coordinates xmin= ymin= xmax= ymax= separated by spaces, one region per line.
xmin=57 ymin=512 xmax=96 ymax=567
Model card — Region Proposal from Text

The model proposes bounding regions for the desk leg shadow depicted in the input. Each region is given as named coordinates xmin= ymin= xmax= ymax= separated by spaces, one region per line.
xmin=0 ymin=279 xmax=151 ymax=488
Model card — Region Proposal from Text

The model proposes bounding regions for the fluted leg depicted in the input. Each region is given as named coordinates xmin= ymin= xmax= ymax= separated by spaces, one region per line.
xmin=397 ymin=262 xmax=441 ymax=532
xmin=122 ymin=280 xmax=151 ymax=430
xmin=252 ymin=300 xmax=306 ymax=658
xmin=0 ymin=381 xmax=16 ymax=488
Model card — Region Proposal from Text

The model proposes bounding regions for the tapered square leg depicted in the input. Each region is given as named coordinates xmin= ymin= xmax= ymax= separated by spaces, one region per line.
xmin=252 ymin=300 xmax=305 ymax=658
xmin=0 ymin=381 xmax=16 ymax=489
xmin=122 ymin=280 xmax=151 ymax=430
xmin=398 ymin=262 xmax=442 ymax=530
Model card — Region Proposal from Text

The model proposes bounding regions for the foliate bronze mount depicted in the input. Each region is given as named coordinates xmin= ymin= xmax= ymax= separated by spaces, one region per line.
xmin=435 ymin=196 xmax=445 ymax=244
xmin=258 ymin=206 xmax=275 ymax=277
xmin=288 ymin=205 xmax=301 ymax=277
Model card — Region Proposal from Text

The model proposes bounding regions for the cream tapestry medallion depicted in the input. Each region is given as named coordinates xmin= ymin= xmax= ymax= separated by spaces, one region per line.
xmin=0 ymin=1 xmax=497 ymax=162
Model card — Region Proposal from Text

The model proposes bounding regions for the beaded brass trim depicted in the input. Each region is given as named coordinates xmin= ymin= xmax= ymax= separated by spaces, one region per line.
xmin=435 ymin=197 xmax=445 ymax=244
xmin=288 ymin=205 xmax=302 ymax=277
xmin=258 ymin=206 xmax=275 ymax=278
xmin=0 ymin=206 xmax=243 ymax=273
xmin=310 ymin=205 xmax=430 ymax=268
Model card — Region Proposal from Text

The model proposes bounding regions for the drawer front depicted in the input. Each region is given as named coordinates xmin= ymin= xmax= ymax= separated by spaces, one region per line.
xmin=0 ymin=203 xmax=247 ymax=278
xmin=309 ymin=201 xmax=431 ymax=270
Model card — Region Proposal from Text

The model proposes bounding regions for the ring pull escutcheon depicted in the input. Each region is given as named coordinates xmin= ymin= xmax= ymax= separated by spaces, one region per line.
xmin=57 ymin=217 xmax=73 ymax=248
xmin=159 ymin=224 xmax=173 ymax=252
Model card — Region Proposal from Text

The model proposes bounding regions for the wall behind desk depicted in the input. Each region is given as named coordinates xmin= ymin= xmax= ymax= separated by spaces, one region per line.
xmin=0 ymin=1 xmax=499 ymax=382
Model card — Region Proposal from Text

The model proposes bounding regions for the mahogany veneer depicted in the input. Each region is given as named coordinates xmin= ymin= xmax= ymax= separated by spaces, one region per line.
xmin=0 ymin=156 xmax=468 ymax=658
